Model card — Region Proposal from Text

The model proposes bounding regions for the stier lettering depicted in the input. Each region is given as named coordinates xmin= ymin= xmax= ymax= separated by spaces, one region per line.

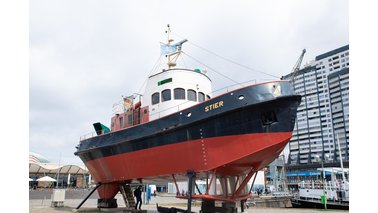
xmin=205 ymin=101 xmax=224 ymax=112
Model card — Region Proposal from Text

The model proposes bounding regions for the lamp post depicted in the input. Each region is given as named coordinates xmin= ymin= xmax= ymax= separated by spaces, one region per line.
xmin=315 ymin=154 xmax=328 ymax=210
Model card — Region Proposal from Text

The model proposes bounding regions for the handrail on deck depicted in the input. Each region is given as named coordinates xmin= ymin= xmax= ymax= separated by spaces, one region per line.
xmin=78 ymin=79 xmax=277 ymax=142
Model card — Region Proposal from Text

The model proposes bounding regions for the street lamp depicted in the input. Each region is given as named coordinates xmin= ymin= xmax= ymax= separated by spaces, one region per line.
xmin=315 ymin=154 xmax=329 ymax=210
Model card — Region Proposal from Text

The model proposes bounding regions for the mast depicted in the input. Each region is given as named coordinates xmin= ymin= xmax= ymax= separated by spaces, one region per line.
xmin=163 ymin=24 xmax=188 ymax=69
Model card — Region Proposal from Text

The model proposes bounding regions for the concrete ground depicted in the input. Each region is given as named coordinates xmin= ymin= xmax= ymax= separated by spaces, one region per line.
xmin=29 ymin=190 xmax=349 ymax=213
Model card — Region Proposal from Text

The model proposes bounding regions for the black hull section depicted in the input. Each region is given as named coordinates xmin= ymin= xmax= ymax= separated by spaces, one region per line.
xmin=75 ymin=81 xmax=301 ymax=163
xmin=291 ymin=198 xmax=349 ymax=210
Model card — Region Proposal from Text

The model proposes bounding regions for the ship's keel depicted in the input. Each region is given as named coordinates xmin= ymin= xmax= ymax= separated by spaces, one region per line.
xmin=96 ymin=182 xmax=120 ymax=208
xmin=97 ymin=198 xmax=118 ymax=208
xmin=201 ymin=201 xmax=237 ymax=213
xmin=172 ymin=166 xmax=259 ymax=213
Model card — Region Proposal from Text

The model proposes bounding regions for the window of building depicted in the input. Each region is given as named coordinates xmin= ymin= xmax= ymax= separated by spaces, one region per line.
xmin=162 ymin=89 xmax=171 ymax=102
xmin=174 ymin=88 xmax=185 ymax=100
xmin=187 ymin=89 xmax=196 ymax=101
xmin=151 ymin=92 xmax=160 ymax=105
xmin=198 ymin=92 xmax=205 ymax=102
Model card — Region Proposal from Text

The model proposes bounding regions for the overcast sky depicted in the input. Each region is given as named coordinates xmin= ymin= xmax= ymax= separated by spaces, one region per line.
xmin=29 ymin=0 xmax=349 ymax=164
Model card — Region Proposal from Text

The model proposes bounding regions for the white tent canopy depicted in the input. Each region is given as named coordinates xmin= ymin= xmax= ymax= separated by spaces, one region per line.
xmin=36 ymin=176 xmax=57 ymax=182
xmin=29 ymin=163 xmax=88 ymax=175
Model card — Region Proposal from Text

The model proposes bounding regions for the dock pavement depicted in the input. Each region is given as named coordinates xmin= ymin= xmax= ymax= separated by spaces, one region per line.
xmin=29 ymin=189 xmax=349 ymax=213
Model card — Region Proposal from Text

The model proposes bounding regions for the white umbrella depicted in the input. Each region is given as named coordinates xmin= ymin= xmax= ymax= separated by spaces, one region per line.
xmin=36 ymin=176 xmax=56 ymax=182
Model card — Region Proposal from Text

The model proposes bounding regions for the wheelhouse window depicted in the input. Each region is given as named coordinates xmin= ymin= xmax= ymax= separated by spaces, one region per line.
xmin=206 ymin=95 xmax=211 ymax=100
xmin=198 ymin=92 xmax=205 ymax=102
xmin=187 ymin=89 xmax=197 ymax=101
xmin=174 ymin=88 xmax=185 ymax=100
xmin=162 ymin=89 xmax=171 ymax=102
xmin=151 ymin=92 xmax=160 ymax=105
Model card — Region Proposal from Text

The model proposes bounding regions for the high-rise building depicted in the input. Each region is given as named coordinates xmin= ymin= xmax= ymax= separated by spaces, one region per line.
xmin=282 ymin=45 xmax=349 ymax=165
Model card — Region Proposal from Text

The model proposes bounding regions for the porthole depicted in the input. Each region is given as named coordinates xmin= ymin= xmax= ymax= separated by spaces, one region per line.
xmin=238 ymin=95 xmax=245 ymax=100
xmin=187 ymin=112 xmax=192 ymax=117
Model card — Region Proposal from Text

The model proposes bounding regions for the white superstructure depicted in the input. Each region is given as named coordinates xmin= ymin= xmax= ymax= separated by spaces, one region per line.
xmin=142 ymin=68 xmax=212 ymax=120
xmin=106 ymin=25 xmax=214 ymax=133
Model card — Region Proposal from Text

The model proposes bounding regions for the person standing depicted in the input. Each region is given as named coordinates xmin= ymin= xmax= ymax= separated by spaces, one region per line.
xmin=134 ymin=186 xmax=142 ymax=210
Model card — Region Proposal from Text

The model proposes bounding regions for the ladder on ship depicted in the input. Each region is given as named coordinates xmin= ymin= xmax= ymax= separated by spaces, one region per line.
xmin=120 ymin=183 xmax=136 ymax=209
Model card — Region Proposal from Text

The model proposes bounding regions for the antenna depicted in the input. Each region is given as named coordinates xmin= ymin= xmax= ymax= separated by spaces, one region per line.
xmin=163 ymin=24 xmax=188 ymax=69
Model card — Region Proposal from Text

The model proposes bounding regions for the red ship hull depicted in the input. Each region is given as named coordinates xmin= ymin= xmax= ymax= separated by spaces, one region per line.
xmin=87 ymin=132 xmax=291 ymax=183
xmin=87 ymin=132 xmax=291 ymax=199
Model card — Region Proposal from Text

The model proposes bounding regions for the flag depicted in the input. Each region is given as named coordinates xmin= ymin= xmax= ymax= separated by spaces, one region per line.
xmin=160 ymin=43 xmax=177 ymax=55
xmin=123 ymin=98 xmax=132 ymax=106
xmin=123 ymin=98 xmax=133 ymax=111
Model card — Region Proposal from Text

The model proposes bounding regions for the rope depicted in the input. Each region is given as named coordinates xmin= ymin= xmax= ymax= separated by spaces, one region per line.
xmin=182 ymin=51 xmax=239 ymax=84
xmin=173 ymin=32 xmax=280 ymax=79
xmin=137 ymin=55 xmax=163 ymax=94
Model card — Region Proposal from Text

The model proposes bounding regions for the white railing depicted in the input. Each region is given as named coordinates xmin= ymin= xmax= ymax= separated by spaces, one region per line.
xmin=79 ymin=132 xmax=97 ymax=141
xmin=207 ymin=79 xmax=258 ymax=98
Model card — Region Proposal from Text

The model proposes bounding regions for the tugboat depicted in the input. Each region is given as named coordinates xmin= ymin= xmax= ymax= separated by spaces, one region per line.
xmin=74 ymin=25 xmax=302 ymax=212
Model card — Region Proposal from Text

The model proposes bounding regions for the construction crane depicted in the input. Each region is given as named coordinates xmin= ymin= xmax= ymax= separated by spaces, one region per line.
xmin=290 ymin=49 xmax=306 ymax=84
